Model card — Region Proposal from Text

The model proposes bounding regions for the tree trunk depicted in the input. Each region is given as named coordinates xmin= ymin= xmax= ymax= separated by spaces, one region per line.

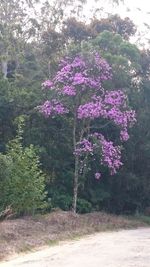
xmin=1 ymin=60 xmax=8 ymax=79
xmin=72 ymin=154 xmax=79 ymax=213
xmin=72 ymin=112 xmax=80 ymax=213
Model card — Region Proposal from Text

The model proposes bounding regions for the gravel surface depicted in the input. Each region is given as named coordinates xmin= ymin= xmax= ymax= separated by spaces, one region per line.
xmin=1 ymin=228 xmax=150 ymax=267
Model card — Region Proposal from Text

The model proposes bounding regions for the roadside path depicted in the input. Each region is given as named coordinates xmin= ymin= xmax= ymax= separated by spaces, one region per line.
xmin=1 ymin=228 xmax=150 ymax=267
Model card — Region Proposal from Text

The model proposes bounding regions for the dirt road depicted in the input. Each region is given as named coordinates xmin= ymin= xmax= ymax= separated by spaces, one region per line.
xmin=0 ymin=228 xmax=150 ymax=267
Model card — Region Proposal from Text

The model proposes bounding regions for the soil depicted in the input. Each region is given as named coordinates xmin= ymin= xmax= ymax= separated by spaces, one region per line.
xmin=0 ymin=211 xmax=147 ymax=262
xmin=0 ymin=228 xmax=150 ymax=267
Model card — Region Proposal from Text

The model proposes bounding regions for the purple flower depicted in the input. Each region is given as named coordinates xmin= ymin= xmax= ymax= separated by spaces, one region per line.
xmin=38 ymin=100 xmax=69 ymax=117
xmin=120 ymin=129 xmax=129 ymax=141
xmin=104 ymin=90 xmax=127 ymax=106
xmin=73 ymin=73 xmax=86 ymax=85
xmin=62 ymin=86 xmax=76 ymax=96
xmin=71 ymin=56 xmax=86 ymax=69
xmin=75 ymin=139 xmax=93 ymax=156
xmin=42 ymin=80 xmax=53 ymax=89
xmin=100 ymin=135 xmax=123 ymax=175
xmin=38 ymin=100 xmax=53 ymax=117
xmin=95 ymin=172 xmax=101 ymax=180
xmin=77 ymin=100 xmax=106 ymax=119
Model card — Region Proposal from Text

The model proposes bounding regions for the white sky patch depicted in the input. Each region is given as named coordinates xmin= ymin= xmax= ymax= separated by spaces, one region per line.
xmin=35 ymin=0 xmax=150 ymax=46
xmin=78 ymin=0 xmax=150 ymax=46
xmin=111 ymin=0 xmax=150 ymax=46
xmin=36 ymin=0 xmax=150 ymax=26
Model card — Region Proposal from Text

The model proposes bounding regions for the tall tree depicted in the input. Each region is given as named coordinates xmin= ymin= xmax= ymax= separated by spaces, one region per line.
xmin=0 ymin=0 xmax=39 ymax=78
xmin=39 ymin=52 xmax=136 ymax=212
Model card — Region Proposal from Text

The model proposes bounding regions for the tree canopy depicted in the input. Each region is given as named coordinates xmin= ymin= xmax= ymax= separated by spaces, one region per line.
xmin=0 ymin=0 xmax=150 ymax=215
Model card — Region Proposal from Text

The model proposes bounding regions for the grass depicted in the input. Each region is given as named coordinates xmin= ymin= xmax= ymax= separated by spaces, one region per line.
xmin=46 ymin=240 xmax=59 ymax=246
xmin=19 ymin=244 xmax=33 ymax=253
xmin=130 ymin=215 xmax=150 ymax=225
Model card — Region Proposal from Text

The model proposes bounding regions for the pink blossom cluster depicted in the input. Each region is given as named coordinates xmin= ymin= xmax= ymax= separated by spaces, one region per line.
xmin=42 ymin=53 xmax=112 ymax=97
xmin=120 ymin=129 xmax=129 ymax=141
xmin=91 ymin=132 xmax=123 ymax=175
xmin=78 ymin=100 xmax=106 ymax=119
xmin=77 ymin=91 xmax=136 ymax=142
xmin=95 ymin=53 xmax=112 ymax=80
xmin=75 ymin=133 xmax=123 ymax=176
xmin=100 ymin=136 xmax=123 ymax=175
xmin=104 ymin=90 xmax=127 ymax=107
xmin=75 ymin=139 xmax=93 ymax=155
xmin=42 ymin=80 xmax=53 ymax=89
xmin=107 ymin=109 xmax=136 ymax=128
xmin=38 ymin=100 xmax=68 ymax=117
xmin=62 ymin=86 xmax=76 ymax=96
xmin=95 ymin=172 xmax=101 ymax=180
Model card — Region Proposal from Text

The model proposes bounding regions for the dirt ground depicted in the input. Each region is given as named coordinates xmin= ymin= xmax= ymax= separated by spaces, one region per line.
xmin=0 ymin=211 xmax=147 ymax=261
xmin=1 ymin=228 xmax=150 ymax=267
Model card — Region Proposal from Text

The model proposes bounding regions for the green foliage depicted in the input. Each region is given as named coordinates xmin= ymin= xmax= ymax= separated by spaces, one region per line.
xmin=51 ymin=193 xmax=92 ymax=213
xmin=0 ymin=3 xmax=150 ymax=216
xmin=0 ymin=126 xmax=47 ymax=215
xmin=0 ymin=79 xmax=15 ymax=151
xmin=0 ymin=154 xmax=10 ymax=183
xmin=52 ymin=194 xmax=72 ymax=211
xmin=76 ymin=199 xmax=92 ymax=214
xmin=133 ymin=215 xmax=150 ymax=225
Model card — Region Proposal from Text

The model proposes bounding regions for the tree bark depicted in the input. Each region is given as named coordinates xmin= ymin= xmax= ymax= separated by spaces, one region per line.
xmin=72 ymin=112 xmax=79 ymax=213
xmin=1 ymin=60 xmax=8 ymax=79
xmin=72 ymin=154 xmax=79 ymax=213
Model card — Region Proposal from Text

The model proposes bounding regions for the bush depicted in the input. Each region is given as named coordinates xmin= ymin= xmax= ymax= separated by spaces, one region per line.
xmin=52 ymin=194 xmax=72 ymax=211
xmin=77 ymin=198 xmax=92 ymax=214
xmin=0 ymin=154 xmax=11 ymax=212
xmin=0 ymin=133 xmax=47 ymax=215
xmin=52 ymin=193 xmax=92 ymax=213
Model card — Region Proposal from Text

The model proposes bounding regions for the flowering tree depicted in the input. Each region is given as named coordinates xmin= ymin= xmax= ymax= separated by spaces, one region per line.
xmin=39 ymin=53 xmax=136 ymax=212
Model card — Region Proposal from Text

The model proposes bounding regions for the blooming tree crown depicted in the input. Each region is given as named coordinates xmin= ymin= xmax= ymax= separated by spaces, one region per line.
xmin=39 ymin=53 xmax=136 ymax=178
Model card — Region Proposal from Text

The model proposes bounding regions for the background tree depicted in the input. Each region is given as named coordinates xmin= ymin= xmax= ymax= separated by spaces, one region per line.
xmin=0 ymin=0 xmax=40 ymax=78
xmin=89 ymin=15 xmax=136 ymax=40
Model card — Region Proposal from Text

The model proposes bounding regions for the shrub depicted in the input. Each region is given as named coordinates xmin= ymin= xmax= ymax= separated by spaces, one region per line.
xmin=52 ymin=194 xmax=72 ymax=211
xmin=52 ymin=194 xmax=92 ymax=213
xmin=77 ymin=198 xmax=92 ymax=214
xmin=0 ymin=134 xmax=47 ymax=215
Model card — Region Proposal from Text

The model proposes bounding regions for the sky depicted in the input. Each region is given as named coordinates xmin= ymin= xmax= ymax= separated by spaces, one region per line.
xmin=82 ymin=0 xmax=150 ymax=46
xmin=108 ymin=0 xmax=150 ymax=45
xmin=38 ymin=0 xmax=150 ymax=26
xmin=37 ymin=0 xmax=150 ymax=46
xmin=113 ymin=0 xmax=150 ymax=26
xmin=85 ymin=0 xmax=150 ymax=26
